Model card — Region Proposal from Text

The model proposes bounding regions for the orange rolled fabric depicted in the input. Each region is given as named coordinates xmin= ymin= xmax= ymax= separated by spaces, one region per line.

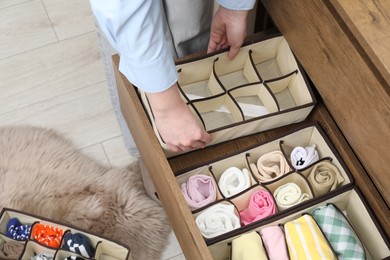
xmin=31 ymin=224 xmax=64 ymax=248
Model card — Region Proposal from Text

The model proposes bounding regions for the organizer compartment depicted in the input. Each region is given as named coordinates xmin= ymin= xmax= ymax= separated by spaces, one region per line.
xmin=0 ymin=208 xmax=131 ymax=260
xmin=138 ymin=34 xmax=317 ymax=157
xmin=175 ymin=123 xmax=355 ymax=243
xmin=208 ymin=187 xmax=390 ymax=260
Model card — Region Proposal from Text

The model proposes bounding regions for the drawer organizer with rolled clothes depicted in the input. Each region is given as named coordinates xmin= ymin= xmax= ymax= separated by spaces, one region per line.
xmin=176 ymin=123 xmax=357 ymax=243
xmin=138 ymin=34 xmax=317 ymax=157
xmin=0 ymin=208 xmax=130 ymax=260
xmin=207 ymin=187 xmax=390 ymax=260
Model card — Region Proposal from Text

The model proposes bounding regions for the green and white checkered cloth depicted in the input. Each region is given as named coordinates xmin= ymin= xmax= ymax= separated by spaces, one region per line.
xmin=311 ymin=204 xmax=366 ymax=260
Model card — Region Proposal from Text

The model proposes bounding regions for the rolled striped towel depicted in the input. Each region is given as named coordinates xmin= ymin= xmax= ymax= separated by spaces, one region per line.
xmin=62 ymin=232 xmax=94 ymax=258
xmin=273 ymin=182 xmax=310 ymax=210
xmin=195 ymin=203 xmax=240 ymax=239
xmin=181 ymin=175 xmax=217 ymax=210
xmin=290 ymin=144 xmax=319 ymax=170
xmin=308 ymin=161 xmax=345 ymax=196
xmin=239 ymin=189 xmax=277 ymax=225
xmin=218 ymin=167 xmax=251 ymax=198
xmin=250 ymin=151 xmax=290 ymax=182
xmin=284 ymin=214 xmax=336 ymax=259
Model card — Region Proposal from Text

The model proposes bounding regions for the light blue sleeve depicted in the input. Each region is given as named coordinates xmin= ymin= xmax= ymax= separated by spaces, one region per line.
xmin=89 ymin=0 xmax=177 ymax=93
xmin=218 ymin=0 xmax=257 ymax=10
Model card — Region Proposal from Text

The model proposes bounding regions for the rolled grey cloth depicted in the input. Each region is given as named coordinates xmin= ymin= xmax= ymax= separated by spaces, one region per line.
xmin=0 ymin=240 xmax=24 ymax=259
xmin=31 ymin=252 xmax=54 ymax=260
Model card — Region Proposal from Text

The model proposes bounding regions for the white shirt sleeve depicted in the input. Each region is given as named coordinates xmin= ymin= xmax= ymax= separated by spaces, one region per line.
xmin=89 ymin=0 xmax=257 ymax=93
xmin=89 ymin=0 xmax=177 ymax=93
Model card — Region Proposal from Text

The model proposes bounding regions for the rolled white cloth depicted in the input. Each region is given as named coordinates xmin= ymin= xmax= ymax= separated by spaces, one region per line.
xmin=250 ymin=151 xmax=290 ymax=182
xmin=273 ymin=183 xmax=310 ymax=210
xmin=218 ymin=167 xmax=251 ymax=198
xmin=290 ymin=144 xmax=319 ymax=170
xmin=195 ymin=203 xmax=241 ymax=239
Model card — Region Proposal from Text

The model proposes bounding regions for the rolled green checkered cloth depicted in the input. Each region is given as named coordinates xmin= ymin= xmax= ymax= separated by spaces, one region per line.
xmin=311 ymin=204 xmax=366 ymax=259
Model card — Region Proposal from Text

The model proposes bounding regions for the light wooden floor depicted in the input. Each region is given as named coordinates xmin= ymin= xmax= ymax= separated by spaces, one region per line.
xmin=0 ymin=0 xmax=184 ymax=259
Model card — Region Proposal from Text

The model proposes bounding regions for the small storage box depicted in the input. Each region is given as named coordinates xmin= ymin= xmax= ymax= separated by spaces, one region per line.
xmin=138 ymin=34 xmax=317 ymax=157
xmin=0 ymin=208 xmax=131 ymax=260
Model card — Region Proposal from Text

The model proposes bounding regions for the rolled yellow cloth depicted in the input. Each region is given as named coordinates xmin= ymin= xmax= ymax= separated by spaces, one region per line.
xmin=273 ymin=182 xmax=310 ymax=210
xmin=284 ymin=214 xmax=336 ymax=260
xmin=250 ymin=151 xmax=290 ymax=183
xmin=308 ymin=161 xmax=345 ymax=196
xmin=232 ymin=231 xmax=268 ymax=260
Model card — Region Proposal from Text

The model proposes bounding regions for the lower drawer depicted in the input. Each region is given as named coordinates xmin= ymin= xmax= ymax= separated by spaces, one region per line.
xmin=113 ymin=54 xmax=390 ymax=259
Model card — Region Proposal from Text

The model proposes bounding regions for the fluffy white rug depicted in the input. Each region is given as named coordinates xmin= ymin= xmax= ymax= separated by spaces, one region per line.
xmin=0 ymin=126 xmax=171 ymax=260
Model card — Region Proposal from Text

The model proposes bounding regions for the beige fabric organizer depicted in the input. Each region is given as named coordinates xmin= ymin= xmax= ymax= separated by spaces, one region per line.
xmin=0 ymin=208 xmax=130 ymax=260
xmin=175 ymin=123 xmax=390 ymax=259
xmin=138 ymin=34 xmax=316 ymax=157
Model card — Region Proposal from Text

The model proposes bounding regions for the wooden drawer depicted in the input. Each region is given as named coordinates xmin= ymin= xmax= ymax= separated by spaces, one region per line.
xmin=112 ymin=1 xmax=390 ymax=258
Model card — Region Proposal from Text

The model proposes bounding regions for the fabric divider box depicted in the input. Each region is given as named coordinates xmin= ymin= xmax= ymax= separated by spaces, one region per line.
xmin=138 ymin=34 xmax=317 ymax=157
xmin=176 ymin=123 xmax=356 ymax=244
xmin=207 ymin=187 xmax=390 ymax=260
xmin=0 ymin=208 xmax=131 ymax=260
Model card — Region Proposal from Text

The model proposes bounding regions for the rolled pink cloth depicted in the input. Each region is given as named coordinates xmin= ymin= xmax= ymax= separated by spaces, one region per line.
xmin=181 ymin=175 xmax=217 ymax=210
xmin=239 ymin=189 xmax=277 ymax=225
xmin=260 ymin=225 xmax=289 ymax=260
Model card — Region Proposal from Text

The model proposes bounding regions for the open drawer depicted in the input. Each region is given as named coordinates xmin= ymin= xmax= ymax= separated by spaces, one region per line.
xmin=113 ymin=49 xmax=390 ymax=259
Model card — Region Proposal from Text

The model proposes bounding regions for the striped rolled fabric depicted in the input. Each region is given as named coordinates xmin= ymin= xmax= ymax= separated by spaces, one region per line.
xmin=31 ymin=224 xmax=64 ymax=248
xmin=311 ymin=204 xmax=366 ymax=259
xmin=62 ymin=232 xmax=95 ymax=258
xmin=284 ymin=214 xmax=336 ymax=259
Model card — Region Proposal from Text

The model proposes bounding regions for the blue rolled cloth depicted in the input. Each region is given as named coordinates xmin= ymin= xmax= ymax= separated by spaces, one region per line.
xmin=62 ymin=232 xmax=94 ymax=258
xmin=6 ymin=218 xmax=31 ymax=241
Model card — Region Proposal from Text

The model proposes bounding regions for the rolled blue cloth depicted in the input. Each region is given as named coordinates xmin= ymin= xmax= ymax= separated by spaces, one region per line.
xmin=62 ymin=233 xmax=94 ymax=258
xmin=6 ymin=218 xmax=31 ymax=241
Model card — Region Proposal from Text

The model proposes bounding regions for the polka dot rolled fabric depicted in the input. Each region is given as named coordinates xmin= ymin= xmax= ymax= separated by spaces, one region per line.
xmin=31 ymin=223 xmax=64 ymax=248
xmin=239 ymin=189 xmax=277 ymax=225
xmin=195 ymin=203 xmax=240 ymax=239
xmin=273 ymin=182 xmax=310 ymax=210
xmin=311 ymin=204 xmax=366 ymax=259
xmin=290 ymin=144 xmax=319 ymax=170
xmin=181 ymin=175 xmax=217 ymax=210
xmin=259 ymin=225 xmax=289 ymax=260
xmin=6 ymin=218 xmax=31 ymax=241
xmin=308 ymin=161 xmax=345 ymax=196
xmin=232 ymin=231 xmax=268 ymax=259
xmin=250 ymin=151 xmax=291 ymax=182
xmin=218 ymin=167 xmax=251 ymax=198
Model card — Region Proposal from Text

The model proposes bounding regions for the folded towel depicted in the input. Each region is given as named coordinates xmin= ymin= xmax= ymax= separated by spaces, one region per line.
xmin=250 ymin=151 xmax=290 ymax=182
xmin=308 ymin=161 xmax=345 ymax=196
xmin=218 ymin=167 xmax=251 ymax=198
xmin=232 ymin=231 xmax=268 ymax=259
xmin=62 ymin=232 xmax=94 ymax=258
xmin=260 ymin=226 xmax=289 ymax=260
xmin=273 ymin=182 xmax=310 ymax=210
xmin=31 ymin=224 xmax=64 ymax=248
xmin=239 ymin=189 xmax=277 ymax=225
xmin=195 ymin=204 xmax=240 ymax=239
xmin=181 ymin=175 xmax=217 ymax=210
xmin=284 ymin=214 xmax=336 ymax=259
xmin=290 ymin=144 xmax=319 ymax=170
xmin=6 ymin=218 xmax=31 ymax=241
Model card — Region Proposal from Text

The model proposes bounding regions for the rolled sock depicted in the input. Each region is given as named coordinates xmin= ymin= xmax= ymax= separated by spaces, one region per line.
xmin=273 ymin=182 xmax=310 ymax=210
xmin=308 ymin=161 xmax=344 ymax=196
xmin=62 ymin=232 xmax=94 ymax=258
xmin=6 ymin=218 xmax=31 ymax=241
xmin=218 ymin=167 xmax=251 ymax=198
xmin=32 ymin=224 xmax=64 ymax=248
xmin=181 ymin=175 xmax=217 ymax=210
xmin=239 ymin=189 xmax=277 ymax=225
xmin=290 ymin=144 xmax=319 ymax=170
xmin=195 ymin=204 xmax=240 ymax=239
xmin=30 ymin=252 xmax=54 ymax=260
xmin=260 ymin=225 xmax=289 ymax=260
xmin=250 ymin=151 xmax=290 ymax=182
xmin=232 ymin=231 xmax=267 ymax=259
